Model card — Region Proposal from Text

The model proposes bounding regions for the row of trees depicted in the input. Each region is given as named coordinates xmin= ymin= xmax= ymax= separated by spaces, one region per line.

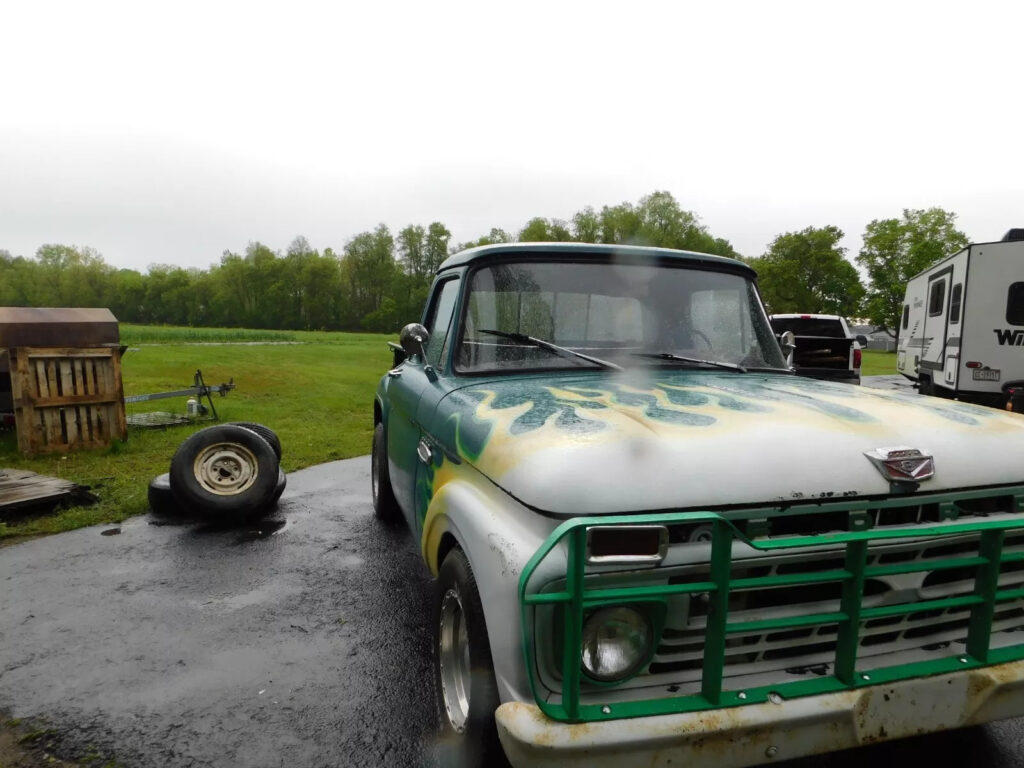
xmin=751 ymin=207 xmax=969 ymax=332
xmin=0 ymin=191 xmax=969 ymax=333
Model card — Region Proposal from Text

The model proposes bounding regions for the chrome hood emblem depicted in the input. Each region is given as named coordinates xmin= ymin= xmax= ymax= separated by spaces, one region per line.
xmin=864 ymin=446 xmax=935 ymax=483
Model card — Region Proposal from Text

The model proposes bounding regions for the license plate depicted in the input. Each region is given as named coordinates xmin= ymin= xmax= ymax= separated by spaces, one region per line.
xmin=974 ymin=369 xmax=1001 ymax=381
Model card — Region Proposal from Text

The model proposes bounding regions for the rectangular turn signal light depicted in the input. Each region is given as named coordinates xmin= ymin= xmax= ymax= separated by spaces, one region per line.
xmin=585 ymin=525 xmax=668 ymax=565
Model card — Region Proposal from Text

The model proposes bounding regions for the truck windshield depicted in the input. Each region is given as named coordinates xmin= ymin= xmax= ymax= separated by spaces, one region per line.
xmin=455 ymin=260 xmax=787 ymax=373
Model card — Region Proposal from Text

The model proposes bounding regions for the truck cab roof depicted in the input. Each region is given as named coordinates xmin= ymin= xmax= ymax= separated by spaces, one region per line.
xmin=437 ymin=242 xmax=755 ymax=276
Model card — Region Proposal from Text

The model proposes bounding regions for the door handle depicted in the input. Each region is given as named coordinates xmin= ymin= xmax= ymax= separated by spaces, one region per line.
xmin=417 ymin=440 xmax=433 ymax=464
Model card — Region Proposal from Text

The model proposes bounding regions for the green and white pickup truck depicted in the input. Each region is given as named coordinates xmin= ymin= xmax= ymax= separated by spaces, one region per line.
xmin=372 ymin=242 xmax=1024 ymax=768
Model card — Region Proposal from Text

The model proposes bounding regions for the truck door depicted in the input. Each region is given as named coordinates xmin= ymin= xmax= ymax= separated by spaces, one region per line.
xmin=920 ymin=269 xmax=952 ymax=390
xmin=386 ymin=277 xmax=461 ymax=527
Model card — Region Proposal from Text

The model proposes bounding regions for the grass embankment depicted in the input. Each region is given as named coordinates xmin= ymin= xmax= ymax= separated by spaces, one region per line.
xmin=0 ymin=325 xmax=392 ymax=541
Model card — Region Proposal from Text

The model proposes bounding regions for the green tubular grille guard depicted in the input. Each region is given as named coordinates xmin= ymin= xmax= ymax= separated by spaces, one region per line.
xmin=517 ymin=486 xmax=1024 ymax=724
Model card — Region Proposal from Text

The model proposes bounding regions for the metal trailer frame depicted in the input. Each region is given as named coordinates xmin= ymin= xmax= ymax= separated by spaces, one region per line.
xmin=124 ymin=370 xmax=235 ymax=423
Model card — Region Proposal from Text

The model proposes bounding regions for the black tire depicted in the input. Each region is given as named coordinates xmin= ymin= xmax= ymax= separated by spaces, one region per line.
xmin=433 ymin=548 xmax=506 ymax=768
xmin=269 ymin=467 xmax=287 ymax=506
xmin=149 ymin=468 xmax=285 ymax=520
xmin=227 ymin=422 xmax=282 ymax=461
xmin=372 ymin=422 xmax=401 ymax=523
xmin=169 ymin=424 xmax=280 ymax=522
xmin=148 ymin=473 xmax=183 ymax=518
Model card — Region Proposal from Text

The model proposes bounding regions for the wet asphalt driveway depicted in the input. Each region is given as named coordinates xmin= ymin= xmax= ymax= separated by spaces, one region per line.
xmin=3 ymin=439 xmax=1024 ymax=766
xmin=0 ymin=458 xmax=437 ymax=767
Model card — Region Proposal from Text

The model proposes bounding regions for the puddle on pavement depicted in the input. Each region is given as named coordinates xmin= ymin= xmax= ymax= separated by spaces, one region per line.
xmin=232 ymin=518 xmax=288 ymax=543
xmin=157 ymin=515 xmax=289 ymax=542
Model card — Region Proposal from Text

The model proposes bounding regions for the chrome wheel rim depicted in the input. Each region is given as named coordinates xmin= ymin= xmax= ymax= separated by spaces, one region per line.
xmin=439 ymin=587 xmax=471 ymax=732
xmin=193 ymin=442 xmax=258 ymax=495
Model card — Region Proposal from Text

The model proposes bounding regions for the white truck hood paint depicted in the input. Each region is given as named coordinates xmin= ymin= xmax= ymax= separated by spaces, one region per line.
xmin=441 ymin=371 xmax=1024 ymax=516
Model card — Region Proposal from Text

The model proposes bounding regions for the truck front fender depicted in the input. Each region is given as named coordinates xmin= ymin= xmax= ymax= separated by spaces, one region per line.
xmin=420 ymin=459 xmax=558 ymax=703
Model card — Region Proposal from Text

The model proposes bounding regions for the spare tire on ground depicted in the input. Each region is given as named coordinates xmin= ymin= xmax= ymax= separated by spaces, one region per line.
xmin=149 ymin=468 xmax=286 ymax=519
xmin=269 ymin=467 xmax=287 ymax=505
xmin=226 ymin=422 xmax=282 ymax=461
xmin=148 ymin=472 xmax=179 ymax=518
xmin=168 ymin=424 xmax=281 ymax=522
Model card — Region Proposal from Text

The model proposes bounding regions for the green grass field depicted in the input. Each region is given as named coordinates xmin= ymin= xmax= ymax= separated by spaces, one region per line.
xmin=860 ymin=349 xmax=898 ymax=377
xmin=0 ymin=325 xmax=393 ymax=541
xmin=0 ymin=334 xmax=902 ymax=542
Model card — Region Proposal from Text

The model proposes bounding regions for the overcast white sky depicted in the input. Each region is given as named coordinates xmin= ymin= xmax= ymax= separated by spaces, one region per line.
xmin=2 ymin=0 xmax=1022 ymax=272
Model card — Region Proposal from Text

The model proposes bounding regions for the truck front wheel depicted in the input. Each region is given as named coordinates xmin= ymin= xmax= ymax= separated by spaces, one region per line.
xmin=371 ymin=423 xmax=401 ymax=523
xmin=434 ymin=548 xmax=506 ymax=767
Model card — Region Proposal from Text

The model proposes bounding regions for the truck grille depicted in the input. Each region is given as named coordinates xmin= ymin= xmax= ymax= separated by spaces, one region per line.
xmin=519 ymin=486 xmax=1024 ymax=723
xmin=647 ymin=532 xmax=1024 ymax=685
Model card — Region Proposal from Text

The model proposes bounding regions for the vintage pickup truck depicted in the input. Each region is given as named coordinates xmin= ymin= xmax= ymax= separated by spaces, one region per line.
xmin=769 ymin=313 xmax=867 ymax=385
xmin=373 ymin=242 xmax=1024 ymax=768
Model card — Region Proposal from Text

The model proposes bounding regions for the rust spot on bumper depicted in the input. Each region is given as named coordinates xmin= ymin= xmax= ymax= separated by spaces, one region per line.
xmin=495 ymin=659 xmax=1024 ymax=768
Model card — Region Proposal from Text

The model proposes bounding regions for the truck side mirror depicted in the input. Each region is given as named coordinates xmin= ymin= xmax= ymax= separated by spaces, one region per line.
xmin=778 ymin=331 xmax=796 ymax=367
xmin=387 ymin=341 xmax=406 ymax=368
xmin=400 ymin=323 xmax=430 ymax=360
xmin=856 ymin=335 xmax=869 ymax=347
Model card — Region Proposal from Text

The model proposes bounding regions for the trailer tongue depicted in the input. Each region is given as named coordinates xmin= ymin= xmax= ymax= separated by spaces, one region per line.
xmin=124 ymin=369 xmax=235 ymax=426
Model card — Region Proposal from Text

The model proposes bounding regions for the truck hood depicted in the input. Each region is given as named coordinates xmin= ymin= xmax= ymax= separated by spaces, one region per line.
xmin=433 ymin=371 xmax=1024 ymax=515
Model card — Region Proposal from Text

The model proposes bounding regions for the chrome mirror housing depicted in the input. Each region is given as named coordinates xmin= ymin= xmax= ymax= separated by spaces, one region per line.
xmin=778 ymin=330 xmax=796 ymax=367
xmin=400 ymin=323 xmax=430 ymax=360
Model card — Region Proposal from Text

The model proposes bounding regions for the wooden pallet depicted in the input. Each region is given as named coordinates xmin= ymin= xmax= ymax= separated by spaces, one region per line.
xmin=8 ymin=346 xmax=127 ymax=454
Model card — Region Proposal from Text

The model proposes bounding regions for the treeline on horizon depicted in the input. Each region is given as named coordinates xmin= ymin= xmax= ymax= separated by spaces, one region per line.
xmin=0 ymin=191 xmax=970 ymax=333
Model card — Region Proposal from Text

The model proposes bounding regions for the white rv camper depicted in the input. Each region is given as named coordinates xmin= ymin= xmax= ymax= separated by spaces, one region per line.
xmin=897 ymin=229 xmax=1024 ymax=406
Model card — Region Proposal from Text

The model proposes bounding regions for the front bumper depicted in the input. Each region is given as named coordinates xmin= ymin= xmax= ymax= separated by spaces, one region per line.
xmin=495 ymin=658 xmax=1024 ymax=768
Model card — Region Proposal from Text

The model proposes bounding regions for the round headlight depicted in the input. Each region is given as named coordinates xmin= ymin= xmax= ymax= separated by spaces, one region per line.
xmin=580 ymin=606 xmax=653 ymax=682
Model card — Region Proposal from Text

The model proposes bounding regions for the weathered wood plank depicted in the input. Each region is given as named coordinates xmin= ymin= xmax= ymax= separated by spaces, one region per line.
xmin=85 ymin=358 xmax=97 ymax=396
xmin=34 ymin=359 xmax=56 ymax=449
xmin=16 ymin=347 xmax=117 ymax=359
xmin=0 ymin=468 xmax=80 ymax=513
xmin=58 ymin=359 xmax=72 ymax=396
xmin=99 ymin=358 xmax=115 ymax=395
xmin=20 ymin=392 xmax=126 ymax=408
xmin=12 ymin=349 xmax=32 ymax=453
xmin=73 ymin=358 xmax=85 ymax=396
xmin=45 ymin=360 xmax=64 ymax=447
xmin=85 ymin=360 xmax=98 ymax=439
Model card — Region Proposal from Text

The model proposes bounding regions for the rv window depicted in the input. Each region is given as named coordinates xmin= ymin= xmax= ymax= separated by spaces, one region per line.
xmin=950 ymin=284 xmax=962 ymax=325
xmin=928 ymin=280 xmax=946 ymax=317
xmin=1007 ymin=283 xmax=1024 ymax=326
xmin=901 ymin=304 xmax=909 ymax=330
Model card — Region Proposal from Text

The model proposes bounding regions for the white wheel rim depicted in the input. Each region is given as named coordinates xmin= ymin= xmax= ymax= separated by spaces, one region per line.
xmin=193 ymin=442 xmax=259 ymax=495
xmin=439 ymin=587 xmax=471 ymax=732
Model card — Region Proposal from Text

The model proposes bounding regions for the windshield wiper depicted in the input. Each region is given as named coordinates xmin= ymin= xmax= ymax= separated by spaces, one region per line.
xmin=478 ymin=329 xmax=622 ymax=371
xmin=630 ymin=352 xmax=747 ymax=373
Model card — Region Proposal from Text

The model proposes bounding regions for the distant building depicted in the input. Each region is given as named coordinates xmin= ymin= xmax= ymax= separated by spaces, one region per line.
xmin=852 ymin=324 xmax=897 ymax=352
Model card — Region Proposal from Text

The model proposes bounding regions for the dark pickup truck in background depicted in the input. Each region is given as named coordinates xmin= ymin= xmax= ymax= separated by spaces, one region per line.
xmin=770 ymin=313 xmax=867 ymax=384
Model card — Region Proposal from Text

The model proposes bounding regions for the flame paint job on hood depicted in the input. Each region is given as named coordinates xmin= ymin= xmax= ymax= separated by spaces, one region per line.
xmin=423 ymin=371 xmax=1024 ymax=516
